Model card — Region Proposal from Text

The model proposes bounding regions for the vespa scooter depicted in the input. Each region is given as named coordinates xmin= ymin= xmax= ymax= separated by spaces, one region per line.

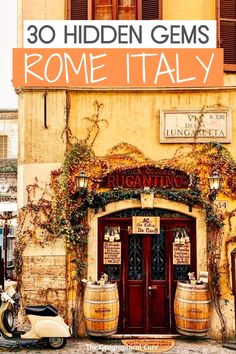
xmin=0 ymin=290 xmax=71 ymax=349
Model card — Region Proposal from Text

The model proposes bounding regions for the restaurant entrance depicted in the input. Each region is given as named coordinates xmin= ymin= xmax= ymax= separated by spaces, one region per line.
xmin=98 ymin=209 xmax=196 ymax=333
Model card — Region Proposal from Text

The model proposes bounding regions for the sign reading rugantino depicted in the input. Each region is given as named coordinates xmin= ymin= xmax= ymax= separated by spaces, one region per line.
xmin=160 ymin=109 xmax=231 ymax=143
xmin=101 ymin=167 xmax=189 ymax=189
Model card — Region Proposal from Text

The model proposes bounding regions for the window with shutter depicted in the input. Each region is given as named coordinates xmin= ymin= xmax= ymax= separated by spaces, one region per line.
xmin=142 ymin=0 xmax=159 ymax=20
xmin=219 ymin=0 xmax=236 ymax=71
xmin=70 ymin=0 xmax=161 ymax=20
xmin=94 ymin=0 xmax=137 ymax=20
xmin=70 ymin=0 xmax=88 ymax=20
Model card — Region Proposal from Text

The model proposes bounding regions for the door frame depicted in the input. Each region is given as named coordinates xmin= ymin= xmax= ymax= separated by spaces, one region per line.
xmin=87 ymin=198 xmax=207 ymax=310
xmin=97 ymin=215 xmax=197 ymax=334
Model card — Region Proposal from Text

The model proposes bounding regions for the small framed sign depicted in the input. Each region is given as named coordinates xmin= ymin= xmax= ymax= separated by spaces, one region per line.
xmin=132 ymin=216 xmax=160 ymax=234
xmin=160 ymin=109 xmax=231 ymax=144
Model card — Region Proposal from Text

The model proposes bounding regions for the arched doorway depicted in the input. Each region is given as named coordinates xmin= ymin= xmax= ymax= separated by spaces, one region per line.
xmin=98 ymin=208 xmax=196 ymax=334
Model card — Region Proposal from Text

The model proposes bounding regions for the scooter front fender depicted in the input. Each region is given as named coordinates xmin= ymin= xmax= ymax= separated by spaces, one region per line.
xmin=34 ymin=317 xmax=70 ymax=338
xmin=0 ymin=302 xmax=13 ymax=337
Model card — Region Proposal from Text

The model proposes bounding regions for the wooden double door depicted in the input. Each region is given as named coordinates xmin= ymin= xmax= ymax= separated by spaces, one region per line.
xmin=98 ymin=216 xmax=196 ymax=334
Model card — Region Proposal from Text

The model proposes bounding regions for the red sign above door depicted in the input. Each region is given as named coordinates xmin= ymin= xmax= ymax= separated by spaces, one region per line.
xmin=101 ymin=167 xmax=189 ymax=189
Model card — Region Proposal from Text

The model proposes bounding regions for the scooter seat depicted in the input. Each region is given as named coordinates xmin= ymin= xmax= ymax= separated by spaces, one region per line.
xmin=25 ymin=304 xmax=58 ymax=317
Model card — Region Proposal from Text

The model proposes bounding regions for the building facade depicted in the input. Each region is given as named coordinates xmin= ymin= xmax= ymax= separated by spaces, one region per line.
xmin=17 ymin=0 xmax=236 ymax=340
xmin=0 ymin=110 xmax=17 ymax=279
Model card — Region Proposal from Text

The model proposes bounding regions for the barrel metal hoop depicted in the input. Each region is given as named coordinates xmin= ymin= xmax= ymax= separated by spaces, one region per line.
xmin=87 ymin=329 xmax=117 ymax=333
xmin=85 ymin=288 xmax=116 ymax=293
xmin=175 ymin=315 xmax=210 ymax=322
xmin=86 ymin=284 xmax=117 ymax=289
xmin=87 ymin=330 xmax=116 ymax=336
xmin=84 ymin=299 xmax=119 ymax=304
xmin=175 ymin=298 xmax=211 ymax=304
xmin=177 ymin=287 xmax=209 ymax=293
xmin=176 ymin=324 xmax=209 ymax=333
xmin=85 ymin=316 xmax=119 ymax=322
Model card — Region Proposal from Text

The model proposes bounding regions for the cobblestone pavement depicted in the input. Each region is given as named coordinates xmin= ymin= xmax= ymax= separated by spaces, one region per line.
xmin=0 ymin=336 xmax=235 ymax=354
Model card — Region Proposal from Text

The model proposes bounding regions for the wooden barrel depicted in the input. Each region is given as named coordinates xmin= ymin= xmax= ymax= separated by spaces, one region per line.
xmin=174 ymin=281 xmax=211 ymax=337
xmin=83 ymin=283 xmax=119 ymax=336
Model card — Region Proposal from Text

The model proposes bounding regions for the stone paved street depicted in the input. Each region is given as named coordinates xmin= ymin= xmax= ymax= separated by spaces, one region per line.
xmin=0 ymin=336 xmax=235 ymax=354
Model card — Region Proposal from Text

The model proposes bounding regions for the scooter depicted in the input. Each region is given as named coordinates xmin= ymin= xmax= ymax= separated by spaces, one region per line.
xmin=0 ymin=290 xmax=71 ymax=349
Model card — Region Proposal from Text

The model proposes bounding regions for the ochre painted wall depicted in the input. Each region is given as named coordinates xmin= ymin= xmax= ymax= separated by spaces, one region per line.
xmin=68 ymin=90 xmax=236 ymax=159
xmin=18 ymin=90 xmax=66 ymax=164
xmin=19 ymin=89 xmax=236 ymax=165
xmin=163 ymin=0 xmax=216 ymax=20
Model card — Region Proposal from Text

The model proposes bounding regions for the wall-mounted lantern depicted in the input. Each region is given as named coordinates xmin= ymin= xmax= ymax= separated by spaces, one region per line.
xmin=76 ymin=171 xmax=89 ymax=191
xmin=208 ymin=170 xmax=222 ymax=201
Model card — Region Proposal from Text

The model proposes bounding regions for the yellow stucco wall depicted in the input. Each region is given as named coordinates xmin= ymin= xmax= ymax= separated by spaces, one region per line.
xmin=68 ymin=90 xmax=236 ymax=159
xmin=18 ymin=89 xmax=236 ymax=164
xmin=163 ymin=0 xmax=216 ymax=20
xmin=18 ymin=90 xmax=66 ymax=164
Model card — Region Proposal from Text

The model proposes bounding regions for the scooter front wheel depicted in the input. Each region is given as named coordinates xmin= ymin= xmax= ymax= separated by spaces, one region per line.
xmin=2 ymin=309 xmax=15 ymax=333
xmin=46 ymin=337 xmax=67 ymax=349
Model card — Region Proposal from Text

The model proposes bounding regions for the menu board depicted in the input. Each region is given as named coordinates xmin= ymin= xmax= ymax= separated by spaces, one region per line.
xmin=103 ymin=242 xmax=121 ymax=265
xmin=173 ymin=243 xmax=191 ymax=265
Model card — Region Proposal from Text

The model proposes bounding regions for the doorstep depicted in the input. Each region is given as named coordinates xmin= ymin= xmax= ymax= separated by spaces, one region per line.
xmin=222 ymin=342 xmax=236 ymax=350
xmin=111 ymin=334 xmax=181 ymax=339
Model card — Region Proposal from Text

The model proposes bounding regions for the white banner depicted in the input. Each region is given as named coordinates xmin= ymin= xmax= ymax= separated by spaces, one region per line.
xmin=24 ymin=20 xmax=217 ymax=48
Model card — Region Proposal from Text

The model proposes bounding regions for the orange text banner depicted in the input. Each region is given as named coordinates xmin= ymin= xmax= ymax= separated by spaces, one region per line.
xmin=13 ymin=48 xmax=223 ymax=88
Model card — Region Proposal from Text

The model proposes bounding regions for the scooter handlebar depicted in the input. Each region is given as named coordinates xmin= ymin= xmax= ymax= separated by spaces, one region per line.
xmin=1 ymin=292 xmax=14 ymax=304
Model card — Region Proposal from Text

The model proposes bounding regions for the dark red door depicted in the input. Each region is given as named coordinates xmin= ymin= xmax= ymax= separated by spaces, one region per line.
xmin=98 ymin=216 xmax=196 ymax=334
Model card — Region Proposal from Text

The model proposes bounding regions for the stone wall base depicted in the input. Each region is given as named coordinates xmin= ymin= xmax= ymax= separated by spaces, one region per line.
xmin=19 ymin=254 xmax=67 ymax=328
